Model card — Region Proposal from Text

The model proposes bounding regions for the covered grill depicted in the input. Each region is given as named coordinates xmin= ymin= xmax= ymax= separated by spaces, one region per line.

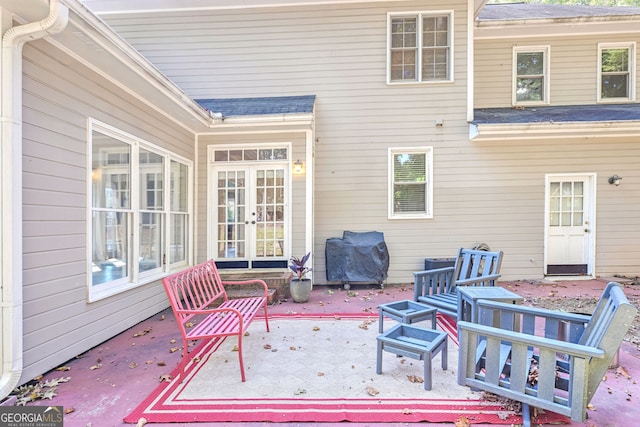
xmin=325 ymin=231 xmax=389 ymax=288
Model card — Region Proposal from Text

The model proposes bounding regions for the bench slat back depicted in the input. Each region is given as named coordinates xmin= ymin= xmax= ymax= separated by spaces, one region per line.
xmin=163 ymin=260 xmax=227 ymax=322
xmin=454 ymin=248 xmax=503 ymax=283
xmin=578 ymin=282 xmax=637 ymax=403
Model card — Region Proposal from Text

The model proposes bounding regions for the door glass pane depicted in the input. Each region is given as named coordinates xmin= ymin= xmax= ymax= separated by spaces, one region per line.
xmin=217 ymin=170 xmax=246 ymax=259
xmin=254 ymin=167 xmax=286 ymax=258
xmin=549 ymin=179 xmax=585 ymax=227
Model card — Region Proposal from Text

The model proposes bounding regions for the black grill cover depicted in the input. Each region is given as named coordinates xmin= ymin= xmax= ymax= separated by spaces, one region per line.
xmin=325 ymin=231 xmax=389 ymax=283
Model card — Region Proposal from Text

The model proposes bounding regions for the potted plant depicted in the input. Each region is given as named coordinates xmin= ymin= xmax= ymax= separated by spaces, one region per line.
xmin=289 ymin=252 xmax=312 ymax=303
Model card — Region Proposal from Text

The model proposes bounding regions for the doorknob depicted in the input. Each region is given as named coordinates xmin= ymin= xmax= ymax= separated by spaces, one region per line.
xmin=584 ymin=228 xmax=590 ymax=232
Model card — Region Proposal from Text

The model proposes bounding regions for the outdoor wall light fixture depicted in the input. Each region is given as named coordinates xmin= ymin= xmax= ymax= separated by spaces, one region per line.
xmin=608 ymin=174 xmax=622 ymax=186
xmin=293 ymin=159 xmax=303 ymax=174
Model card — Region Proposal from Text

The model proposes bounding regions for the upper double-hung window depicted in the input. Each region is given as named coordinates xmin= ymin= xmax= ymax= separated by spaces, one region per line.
xmin=598 ymin=42 xmax=636 ymax=102
xmin=513 ymin=46 xmax=550 ymax=105
xmin=89 ymin=120 xmax=191 ymax=301
xmin=388 ymin=11 xmax=453 ymax=84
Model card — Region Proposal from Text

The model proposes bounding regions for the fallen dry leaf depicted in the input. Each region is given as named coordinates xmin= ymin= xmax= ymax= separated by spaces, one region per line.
xmin=129 ymin=362 xmax=138 ymax=369
xmin=616 ymin=366 xmax=631 ymax=379
xmin=289 ymin=346 xmax=297 ymax=351
xmin=366 ymin=386 xmax=379 ymax=396
xmin=401 ymin=408 xmax=412 ymax=414
xmin=232 ymin=345 xmax=239 ymax=352
xmin=157 ymin=361 xmax=166 ymax=366
xmin=497 ymin=411 xmax=510 ymax=420
xmin=89 ymin=364 xmax=102 ymax=370
xmin=317 ymin=372 xmax=325 ymax=376
xmin=587 ymin=403 xmax=596 ymax=411
xmin=170 ymin=339 xmax=176 ymax=344
xmin=145 ymin=360 xmax=154 ymax=365
xmin=263 ymin=344 xmax=272 ymax=349
xmin=312 ymin=326 xmax=320 ymax=331
xmin=159 ymin=374 xmax=172 ymax=382
xmin=454 ymin=416 xmax=471 ymax=427
xmin=64 ymin=407 xmax=74 ymax=414
xmin=136 ymin=417 xmax=147 ymax=427
xmin=407 ymin=375 xmax=424 ymax=384
xmin=169 ymin=347 xmax=180 ymax=353
xmin=55 ymin=366 xmax=71 ymax=371
xmin=133 ymin=327 xmax=152 ymax=337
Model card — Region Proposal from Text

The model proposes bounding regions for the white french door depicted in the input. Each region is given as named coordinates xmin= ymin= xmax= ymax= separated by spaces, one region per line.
xmin=545 ymin=174 xmax=595 ymax=276
xmin=212 ymin=164 xmax=289 ymax=269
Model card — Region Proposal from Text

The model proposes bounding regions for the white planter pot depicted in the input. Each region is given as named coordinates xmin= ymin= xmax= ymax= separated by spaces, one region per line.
xmin=290 ymin=279 xmax=312 ymax=303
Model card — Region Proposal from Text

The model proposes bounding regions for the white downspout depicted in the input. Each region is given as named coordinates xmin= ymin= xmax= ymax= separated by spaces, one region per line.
xmin=0 ymin=0 xmax=68 ymax=400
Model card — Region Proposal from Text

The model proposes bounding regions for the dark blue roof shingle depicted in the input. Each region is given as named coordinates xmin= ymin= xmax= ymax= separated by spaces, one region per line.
xmin=473 ymin=104 xmax=640 ymax=125
xmin=196 ymin=95 xmax=315 ymax=117
xmin=478 ymin=3 xmax=640 ymax=21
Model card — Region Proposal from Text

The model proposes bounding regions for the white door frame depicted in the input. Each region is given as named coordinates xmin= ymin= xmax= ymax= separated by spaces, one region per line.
xmin=207 ymin=144 xmax=292 ymax=268
xmin=543 ymin=173 xmax=596 ymax=277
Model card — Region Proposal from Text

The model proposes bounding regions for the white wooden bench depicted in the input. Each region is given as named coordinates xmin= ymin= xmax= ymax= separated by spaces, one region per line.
xmin=457 ymin=282 xmax=637 ymax=425
xmin=162 ymin=259 xmax=270 ymax=381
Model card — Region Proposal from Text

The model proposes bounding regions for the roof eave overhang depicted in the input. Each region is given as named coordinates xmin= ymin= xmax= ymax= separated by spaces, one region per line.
xmin=11 ymin=0 xmax=212 ymax=133
xmin=475 ymin=16 xmax=640 ymax=39
xmin=210 ymin=113 xmax=314 ymax=128
xmin=470 ymin=120 xmax=640 ymax=141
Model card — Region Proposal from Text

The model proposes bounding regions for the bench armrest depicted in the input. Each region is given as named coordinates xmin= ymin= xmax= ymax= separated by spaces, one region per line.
xmin=221 ymin=278 xmax=269 ymax=296
xmin=455 ymin=273 xmax=501 ymax=286
xmin=476 ymin=299 xmax=592 ymax=323
xmin=458 ymin=320 xmax=605 ymax=358
xmin=414 ymin=266 xmax=455 ymax=277
xmin=176 ymin=306 xmax=243 ymax=318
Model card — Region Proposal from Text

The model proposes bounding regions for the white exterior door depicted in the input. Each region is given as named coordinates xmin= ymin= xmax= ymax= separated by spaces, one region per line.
xmin=210 ymin=158 xmax=289 ymax=269
xmin=545 ymin=174 xmax=595 ymax=276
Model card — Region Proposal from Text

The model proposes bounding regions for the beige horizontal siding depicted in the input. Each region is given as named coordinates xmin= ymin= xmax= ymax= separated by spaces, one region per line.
xmin=20 ymin=40 xmax=195 ymax=383
xmin=476 ymin=34 xmax=640 ymax=108
xmin=103 ymin=1 xmax=640 ymax=284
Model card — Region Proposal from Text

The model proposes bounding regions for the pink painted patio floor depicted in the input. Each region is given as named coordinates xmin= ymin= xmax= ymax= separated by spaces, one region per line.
xmin=19 ymin=278 xmax=640 ymax=426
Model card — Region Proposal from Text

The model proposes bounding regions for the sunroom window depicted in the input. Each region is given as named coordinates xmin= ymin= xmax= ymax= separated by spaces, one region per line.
xmin=599 ymin=42 xmax=635 ymax=101
xmin=388 ymin=12 xmax=452 ymax=84
xmin=389 ymin=148 xmax=433 ymax=219
xmin=89 ymin=120 xmax=191 ymax=300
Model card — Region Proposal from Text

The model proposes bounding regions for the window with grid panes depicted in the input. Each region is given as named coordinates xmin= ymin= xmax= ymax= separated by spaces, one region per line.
xmin=388 ymin=12 xmax=452 ymax=83
xmin=89 ymin=120 xmax=191 ymax=300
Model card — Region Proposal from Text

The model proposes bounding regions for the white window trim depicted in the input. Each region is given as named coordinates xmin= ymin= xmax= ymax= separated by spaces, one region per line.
xmin=386 ymin=10 xmax=454 ymax=85
xmin=597 ymin=42 xmax=636 ymax=103
xmin=388 ymin=147 xmax=433 ymax=219
xmin=87 ymin=118 xmax=193 ymax=302
xmin=512 ymin=45 xmax=551 ymax=106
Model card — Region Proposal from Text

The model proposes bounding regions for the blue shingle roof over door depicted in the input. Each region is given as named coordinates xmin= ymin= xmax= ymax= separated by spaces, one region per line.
xmin=196 ymin=95 xmax=316 ymax=117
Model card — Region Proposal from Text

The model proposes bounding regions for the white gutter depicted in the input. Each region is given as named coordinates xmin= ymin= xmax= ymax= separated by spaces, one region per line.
xmin=0 ymin=0 xmax=69 ymax=400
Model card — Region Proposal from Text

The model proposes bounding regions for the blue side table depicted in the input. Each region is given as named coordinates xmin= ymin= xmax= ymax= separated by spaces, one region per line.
xmin=378 ymin=300 xmax=437 ymax=333
xmin=376 ymin=324 xmax=448 ymax=390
